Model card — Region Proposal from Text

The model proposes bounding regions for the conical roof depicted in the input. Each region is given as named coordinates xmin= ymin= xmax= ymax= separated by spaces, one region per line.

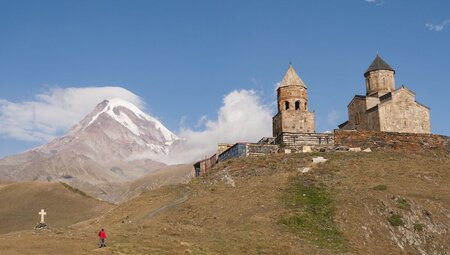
xmin=279 ymin=64 xmax=306 ymax=88
xmin=364 ymin=54 xmax=395 ymax=77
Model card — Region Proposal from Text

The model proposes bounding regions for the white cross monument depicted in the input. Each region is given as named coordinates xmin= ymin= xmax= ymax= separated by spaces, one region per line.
xmin=39 ymin=209 xmax=47 ymax=223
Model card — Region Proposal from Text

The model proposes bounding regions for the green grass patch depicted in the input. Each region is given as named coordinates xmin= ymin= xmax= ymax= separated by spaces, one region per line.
xmin=60 ymin=182 xmax=91 ymax=198
xmin=280 ymin=177 xmax=347 ymax=251
xmin=388 ymin=214 xmax=404 ymax=227
xmin=414 ymin=223 xmax=425 ymax=232
xmin=395 ymin=198 xmax=410 ymax=210
xmin=373 ymin=184 xmax=387 ymax=191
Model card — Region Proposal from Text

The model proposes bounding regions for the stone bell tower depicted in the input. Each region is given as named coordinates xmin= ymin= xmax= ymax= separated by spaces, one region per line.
xmin=364 ymin=54 xmax=396 ymax=97
xmin=272 ymin=64 xmax=315 ymax=137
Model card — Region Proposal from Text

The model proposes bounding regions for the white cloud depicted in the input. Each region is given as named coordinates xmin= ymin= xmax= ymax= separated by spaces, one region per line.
xmin=0 ymin=87 xmax=143 ymax=142
xmin=1 ymin=87 xmax=274 ymax=165
xmin=365 ymin=0 xmax=384 ymax=5
xmin=426 ymin=19 xmax=450 ymax=32
xmin=195 ymin=115 xmax=208 ymax=128
xmin=168 ymin=90 xmax=273 ymax=164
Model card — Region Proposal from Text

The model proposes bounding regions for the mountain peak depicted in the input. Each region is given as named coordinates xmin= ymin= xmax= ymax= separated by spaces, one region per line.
xmin=78 ymin=98 xmax=178 ymax=145
xmin=39 ymin=97 xmax=179 ymax=165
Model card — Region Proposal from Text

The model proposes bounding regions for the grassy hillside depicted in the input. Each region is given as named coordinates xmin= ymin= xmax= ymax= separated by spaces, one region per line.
xmin=0 ymin=150 xmax=448 ymax=254
xmin=43 ymin=161 xmax=188 ymax=203
xmin=92 ymin=164 xmax=193 ymax=203
xmin=118 ymin=164 xmax=192 ymax=202
xmin=0 ymin=182 xmax=113 ymax=234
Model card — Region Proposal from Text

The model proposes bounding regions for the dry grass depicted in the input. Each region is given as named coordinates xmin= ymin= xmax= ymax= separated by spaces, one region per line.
xmin=0 ymin=150 xmax=449 ymax=254
xmin=0 ymin=182 xmax=113 ymax=235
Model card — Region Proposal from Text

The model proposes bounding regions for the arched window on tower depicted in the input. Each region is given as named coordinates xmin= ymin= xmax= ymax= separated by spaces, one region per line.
xmin=285 ymin=101 xmax=290 ymax=110
xmin=295 ymin=101 xmax=300 ymax=110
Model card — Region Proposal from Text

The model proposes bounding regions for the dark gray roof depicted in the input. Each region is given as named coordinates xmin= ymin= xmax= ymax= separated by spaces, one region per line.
xmin=338 ymin=121 xmax=348 ymax=129
xmin=379 ymin=92 xmax=392 ymax=102
xmin=364 ymin=54 xmax=395 ymax=77
xmin=366 ymin=105 xmax=379 ymax=113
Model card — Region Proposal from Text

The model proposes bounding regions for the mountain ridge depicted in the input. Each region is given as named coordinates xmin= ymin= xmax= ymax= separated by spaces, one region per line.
xmin=0 ymin=98 xmax=187 ymax=201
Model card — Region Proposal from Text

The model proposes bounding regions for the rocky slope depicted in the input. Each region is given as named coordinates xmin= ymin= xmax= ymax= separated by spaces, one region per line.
xmin=0 ymin=150 xmax=448 ymax=254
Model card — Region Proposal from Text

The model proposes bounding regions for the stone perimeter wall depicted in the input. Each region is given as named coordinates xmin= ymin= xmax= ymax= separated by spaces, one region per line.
xmin=193 ymin=131 xmax=449 ymax=177
xmin=275 ymin=132 xmax=334 ymax=149
xmin=246 ymin=144 xmax=279 ymax=156
xmin=334 ymin=130 xmax=449 ymax=153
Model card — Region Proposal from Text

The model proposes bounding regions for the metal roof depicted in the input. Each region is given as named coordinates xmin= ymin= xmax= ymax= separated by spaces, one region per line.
xmin=364 ymin=54 xmax=395 ymax=77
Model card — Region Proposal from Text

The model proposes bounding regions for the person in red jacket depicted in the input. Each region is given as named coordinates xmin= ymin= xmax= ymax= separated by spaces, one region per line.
xmin=98 ymin=228 xmax=107 ymax=248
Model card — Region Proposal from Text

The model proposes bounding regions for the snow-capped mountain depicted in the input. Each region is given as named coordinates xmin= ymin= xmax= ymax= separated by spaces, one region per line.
xmin=79 ymin=98 xmax=176 ymax=144
xmin=40 ymin=98 xmax=178 ymax=162
xmin=0 ymin=99 xmax=181 ymax=201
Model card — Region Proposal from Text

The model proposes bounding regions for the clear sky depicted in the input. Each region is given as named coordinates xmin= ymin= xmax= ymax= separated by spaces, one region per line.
xmin=0 ymin=0 xmax=449 ymax=158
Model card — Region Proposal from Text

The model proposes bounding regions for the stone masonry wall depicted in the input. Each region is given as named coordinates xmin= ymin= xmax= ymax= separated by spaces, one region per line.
xmin=246 ymin=144 xmax=279 ymax=156
xmin=347 ymin=97 xmax=373 ymax=130
xmin=273 ymin=109 xmax=315 ymax=137
xmin=277 ymin=85 xmax=308 ymax=112
xmin=365 ymin=69 xmax=395 ymax=97
xmin=334 ymin=130 xmax=449 ymax=153
xmin=276 ymin=132 xmax=334 ymax=149
xmin=281 ymin=111 xmax=315 ymax=134
xmin=378 ymin=89 xmax=430 ymax=134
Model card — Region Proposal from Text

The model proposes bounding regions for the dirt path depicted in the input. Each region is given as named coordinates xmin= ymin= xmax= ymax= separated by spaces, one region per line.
xmin=144 ymin=191 xmax=190 ymax=221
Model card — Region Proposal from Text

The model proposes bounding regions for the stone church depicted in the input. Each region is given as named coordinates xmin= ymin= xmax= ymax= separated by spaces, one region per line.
xmin=193 ymin=58 xmax=443 ymax=176
xmin=339 ymin=55 xmax=431 ymax=134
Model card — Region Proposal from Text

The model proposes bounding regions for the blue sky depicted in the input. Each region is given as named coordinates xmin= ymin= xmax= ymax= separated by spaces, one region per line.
xmin=0 ymin=0 xmax=449 ymax=158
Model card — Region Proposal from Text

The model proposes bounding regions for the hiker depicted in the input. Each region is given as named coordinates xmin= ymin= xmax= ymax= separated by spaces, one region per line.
xmin=98 ymin=228 xmax=107 ymax=248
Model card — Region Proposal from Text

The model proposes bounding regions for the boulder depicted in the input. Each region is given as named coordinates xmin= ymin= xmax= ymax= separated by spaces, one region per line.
xmin=312 ymin=157 xmax=328 ymax=164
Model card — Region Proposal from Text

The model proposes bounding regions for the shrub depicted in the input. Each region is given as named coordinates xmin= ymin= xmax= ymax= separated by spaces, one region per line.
xmin=414 ymin=223 xmax=425 ymax=232
xmin=395 ymin=198 xmax=410 ymax=210
xmin=60 ymin=182 xmax=91 ymax=198
xmin=388 ymin=214 xmax=404 ymax=226
xmin=373 ymin=184 xmax=387 ymax=191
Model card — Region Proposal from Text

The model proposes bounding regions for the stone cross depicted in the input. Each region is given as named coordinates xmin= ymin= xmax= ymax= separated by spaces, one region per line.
xmin=39 ymin=209 xmax=47 ymax=223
